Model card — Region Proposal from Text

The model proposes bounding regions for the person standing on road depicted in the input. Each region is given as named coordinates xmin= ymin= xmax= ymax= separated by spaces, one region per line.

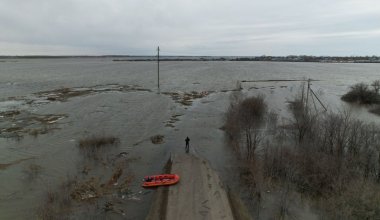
xmin=185 ymin=136 xmax=190 ymax=153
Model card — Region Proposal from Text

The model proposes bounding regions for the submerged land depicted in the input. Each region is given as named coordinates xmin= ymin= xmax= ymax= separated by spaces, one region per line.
xmin=0 ymin=59 xmax=379 ymax=219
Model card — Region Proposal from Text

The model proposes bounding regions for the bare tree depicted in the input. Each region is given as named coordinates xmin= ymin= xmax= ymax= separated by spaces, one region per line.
xmin=371 ymin=80 xmax=380 ymax=94
xmin=224 ymin=94 xmax=268 ymax=160
xmin=238 ymin=95 xmax=267 ymax=160
xmin=288 ymin=98 xmax=318 ymax=144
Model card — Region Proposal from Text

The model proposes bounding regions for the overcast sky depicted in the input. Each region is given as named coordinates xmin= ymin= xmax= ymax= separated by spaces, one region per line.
xmin=1 ymin=0 xmax=380 ymax=56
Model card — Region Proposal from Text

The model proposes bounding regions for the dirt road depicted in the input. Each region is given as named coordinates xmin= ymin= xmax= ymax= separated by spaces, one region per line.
xmin=146 ymin=154 xmax=251 ymax=220
xmin=166 ymin=154 xmax=234 ymax=220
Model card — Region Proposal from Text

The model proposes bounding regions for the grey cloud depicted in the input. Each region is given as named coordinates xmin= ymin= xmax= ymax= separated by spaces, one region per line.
xmin=0 ymin=0 xmax=379 ymax=55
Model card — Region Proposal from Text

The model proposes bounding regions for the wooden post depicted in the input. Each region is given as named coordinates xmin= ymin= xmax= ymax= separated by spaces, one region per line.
xmin=157 ymin=46 xmax=160 ymax=90
xmin=305 ymin=79 xmax=310 ymax=109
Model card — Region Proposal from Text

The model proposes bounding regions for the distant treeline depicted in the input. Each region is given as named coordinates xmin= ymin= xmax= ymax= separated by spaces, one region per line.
xmin=114 ymin=55 xmax=380 ymax=63
xmin=0 ymin=55 xmax=130 ymax=59
xmin=1 ymin=55 xmax=380 ymax=63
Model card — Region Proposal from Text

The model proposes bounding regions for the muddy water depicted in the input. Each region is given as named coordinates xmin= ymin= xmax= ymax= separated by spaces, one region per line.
xmin=0 ymin=58 xmax=379 ymax=219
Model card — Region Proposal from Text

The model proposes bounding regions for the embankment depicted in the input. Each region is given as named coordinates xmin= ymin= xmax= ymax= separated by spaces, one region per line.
xmin=146 ymin=154 xmax=252 ymax=220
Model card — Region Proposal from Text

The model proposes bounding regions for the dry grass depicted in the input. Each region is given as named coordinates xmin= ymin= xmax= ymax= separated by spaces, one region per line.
xmin=163 ymin=91 xmax=212 ymax=106
xmin=70 ymin=177 xmax=102 ymax=201
xmin=0 ymin=110 xmax=66 ymax=139
xmin=0 ymin=157 xmax=33 ymax=170
xmin=165 ymin=114 xmax=183 ymax=127
xmin=107 ymin=167 xmax=123 ymax=186
xmin=37 ymin=167 xmax=134 ymax=219
xmin=79 ymin=136 xmax=119 ymax=149
xmin=37 ymin=133 xmax=133 ymax=219
xmin=150 ymin=135 xmax=165 ymax=144
xmin=28 ymin=127 xmax=49 ymax=137
xmin=0 ymin=110 xmax=20 ymax=118
xmin=39 ymin=87 xmax=92 ymax=102
xmin=78 ymin=136 xmax=120 ymax=159
xmin=37 ymin=181 xmax=73 ymax=219
xmin=23 ymin=163 xmax=42 ymax=179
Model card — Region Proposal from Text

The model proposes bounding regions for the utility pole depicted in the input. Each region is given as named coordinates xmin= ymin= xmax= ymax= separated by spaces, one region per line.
xmin=157 ymin=46 xmax=160 ymax=90
xmin=306 ymin=79 xmax=310 ymax=109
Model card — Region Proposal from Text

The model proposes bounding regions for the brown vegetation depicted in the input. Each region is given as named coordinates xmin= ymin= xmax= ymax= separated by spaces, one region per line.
xmin=372 ymin=80 xmax=380 ymax=94
xmin=163 ymin=91 xmax=212 ymax=106
xmin=71 ymin=177 xmax=102 ymax=201
xmin=107 ymin=167 xmax=123 ymax=186
xmin=0 ymin=157 xmax=34 ymax=170
xmin=165 ymin=114 xmax=183 ymax=128
xmin=224 ymin=93 xmax=380 ymax=219
xmin=0 ymin=110 xmax=20 ymax=118
xmin=34 ymin=132 xmax=129 ymax=218
xmin=41 ymin=87 xmax=92 ymax=102
xmin=23 ymin=163 xmax=42 ymax=179
xmin=341 ymin=81 xmax=380 ymax=104
xmin=79 ymin=136 xmax=119 ymax=148
xmin=37 ymin=153 xmax=133 ymax=219
xmin=0 ymin=110 xmax=66 ymax=139
xmin=37 ymin=180 xmax=73 ymax=219
xmin=78 ymin=136 xmax=120 ymax=159
xmin=36 ymin=84 xmax=152 ymax=102
xmin=224 ymin=94 xmax=267 ymax=160
xmin=151 ymin=135 xmax=165 ymax=144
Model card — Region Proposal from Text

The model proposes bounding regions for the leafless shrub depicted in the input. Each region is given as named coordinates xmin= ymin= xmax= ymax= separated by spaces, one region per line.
xmin=224 ymin=85 xmax=380 ymax=218
xmin=341 ymin=82 xmax=380 ymax=104
xmin=266 ymin=110 xmax=278 ymax=135
xmin=288 ymin=97 xmax=318 ymax=144
xmin=224 ymin=98 xmax=241 ymax=143
xmin=275 ymin=186 xmax=297 ymax=220
xmin=322 ymin=180 xmax=380 ymax=219
xmin=372 ymin=80 xmax=380 ymax=94
xmin=224 ymin=94 xmax=268 ymax=160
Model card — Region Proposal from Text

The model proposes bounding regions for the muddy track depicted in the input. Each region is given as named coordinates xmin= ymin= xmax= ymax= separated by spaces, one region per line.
xmin=146 ymin=154 xmax=252 ymax=220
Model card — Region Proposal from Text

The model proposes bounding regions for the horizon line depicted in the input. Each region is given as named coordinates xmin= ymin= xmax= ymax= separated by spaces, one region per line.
xmin=1 ymin=54 xmax=380 ymax=58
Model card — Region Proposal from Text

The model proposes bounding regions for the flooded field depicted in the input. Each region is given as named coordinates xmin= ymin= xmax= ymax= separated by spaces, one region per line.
xmin=0 ymin=58 xmax=379 ymax=219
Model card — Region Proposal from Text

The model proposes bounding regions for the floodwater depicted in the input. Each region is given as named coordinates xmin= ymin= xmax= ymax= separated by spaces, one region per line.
xmin=0 ymin=58 xmax=379 ymax=219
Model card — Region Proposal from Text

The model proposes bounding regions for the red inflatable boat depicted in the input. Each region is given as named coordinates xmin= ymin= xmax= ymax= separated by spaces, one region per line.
xmin=142 ymin=174 xmax=180 ymax=187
